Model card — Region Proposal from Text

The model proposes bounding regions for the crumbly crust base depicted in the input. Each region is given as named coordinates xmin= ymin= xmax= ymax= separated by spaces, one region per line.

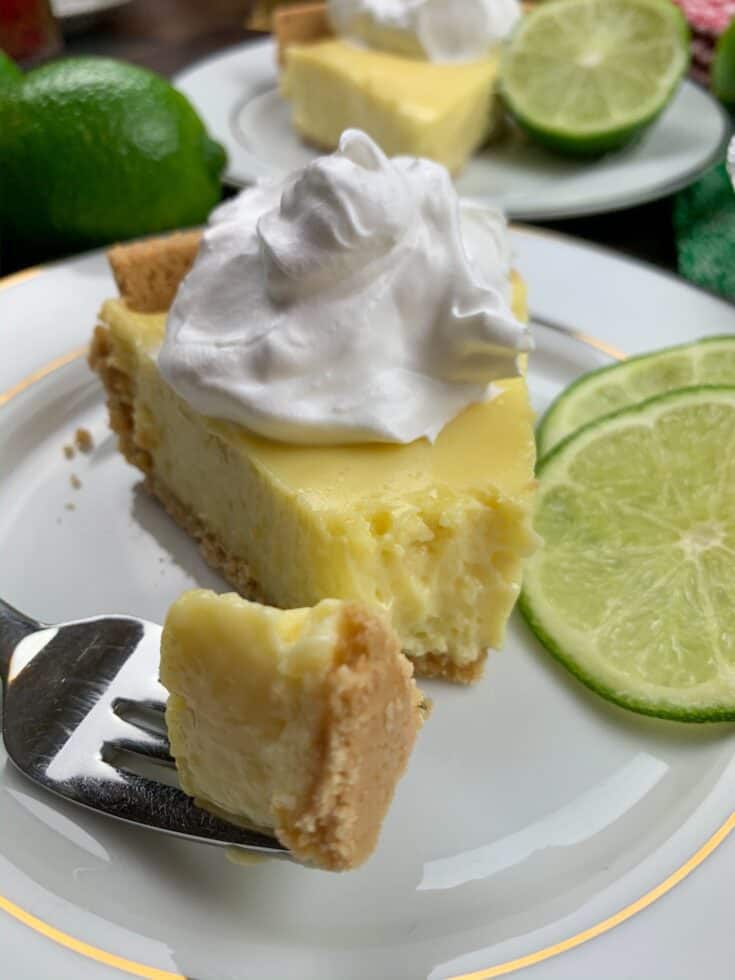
xmin=107 ymin=231 xmax=202 ymax=313
xmin=413 ymin=649 xmax=487 ymax=684
xmin=273 ymin=2 xmax=332 ymax=64
xmin=89 ymin=324 xmax=153 ymax=475
xmin=91 ymin=236 xmax=489 ymax=684
xmin=276 ymin=603 xmax=424 ymax=870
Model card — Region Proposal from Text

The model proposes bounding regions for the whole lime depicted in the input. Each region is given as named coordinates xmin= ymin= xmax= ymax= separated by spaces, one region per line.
xmin=0 ymin=57 xmax=226 ymax=252
xmin=0 ymin=52 xmax=22 ymax=90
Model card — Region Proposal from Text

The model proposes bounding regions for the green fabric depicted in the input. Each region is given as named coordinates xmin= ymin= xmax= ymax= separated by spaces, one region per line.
xmin=674 ymin=160 xmax=735 ymax=300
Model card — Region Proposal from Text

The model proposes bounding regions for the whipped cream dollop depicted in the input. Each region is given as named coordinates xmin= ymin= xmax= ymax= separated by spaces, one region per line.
xmin=159 ymin=130 xmax=531 ymax=446
xmin=325 ymin=0 xmax=521 ymax=62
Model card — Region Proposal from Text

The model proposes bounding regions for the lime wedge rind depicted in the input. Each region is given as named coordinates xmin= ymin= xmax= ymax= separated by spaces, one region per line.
xmin=537 ymin=335 xmax=735 ymax=457
xmin=522 ymin=385 xmax=735 ymax=723
xmin=519 ymin=591 xmax=735 ymax=723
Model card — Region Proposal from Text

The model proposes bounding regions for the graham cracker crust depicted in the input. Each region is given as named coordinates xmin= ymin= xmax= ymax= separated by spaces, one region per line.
xmin=273 ymin=2 xmax=332 ymax=64
xmin=276 ymin=602 xmax=424 ymax=870
xmin=89 ymin=325 xmax=153 ymax=475
xmin=107 ymin=231 xmax=202 ymax=313
xmin=414 ymin=649 xmax=487 ymax=684
xmin=90 ymin=235 xmax=488 ymax=685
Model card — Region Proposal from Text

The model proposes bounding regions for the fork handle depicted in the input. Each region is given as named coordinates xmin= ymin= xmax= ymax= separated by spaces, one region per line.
xmin=0 ymin=599 xmax=40 ymax=688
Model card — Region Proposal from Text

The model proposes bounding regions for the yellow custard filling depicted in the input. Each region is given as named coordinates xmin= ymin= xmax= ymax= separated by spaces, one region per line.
xmin=281 ymin=38 xmax=501 ymax=173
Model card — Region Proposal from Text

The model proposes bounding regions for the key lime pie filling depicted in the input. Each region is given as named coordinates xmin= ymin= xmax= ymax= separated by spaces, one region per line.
xmin=90 ymin=130 xmax=537 ymax=683
xmin=161 ymin=591 xmax=425 ymax=870
xmin=277 ymin=0 xmax=521 ymax=173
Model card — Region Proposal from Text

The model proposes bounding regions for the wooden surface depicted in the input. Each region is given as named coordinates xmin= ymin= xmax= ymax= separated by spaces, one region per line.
xmin=60 ymin=0 xmax=259 ymax=77
xmin=11 ymin=0 xmax=679 ymax=274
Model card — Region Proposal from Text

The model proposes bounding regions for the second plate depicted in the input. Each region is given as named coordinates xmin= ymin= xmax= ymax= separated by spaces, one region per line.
xmin=174 ymin=38 xmax=731 ymax=221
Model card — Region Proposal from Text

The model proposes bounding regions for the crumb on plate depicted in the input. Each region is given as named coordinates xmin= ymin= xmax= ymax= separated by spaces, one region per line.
xmin=75 ymin=428 xmax=94 ymax=452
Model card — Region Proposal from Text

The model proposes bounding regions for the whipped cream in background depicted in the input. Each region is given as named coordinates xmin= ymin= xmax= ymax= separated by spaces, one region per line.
xmin=325 ymin=0 xmax=521 ymax=63
xmin=159 ymin=130 xmax=531 ymax=446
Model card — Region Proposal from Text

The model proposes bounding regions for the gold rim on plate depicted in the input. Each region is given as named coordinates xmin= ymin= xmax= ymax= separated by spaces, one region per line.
xmin=0 ymin=267 xmax=41 ymax=292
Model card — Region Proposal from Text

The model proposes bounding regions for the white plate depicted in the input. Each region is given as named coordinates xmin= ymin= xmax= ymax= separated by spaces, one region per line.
xmin=2 ymin=230 xmax=735 ymax=980
xmin=51 ymin=0 xmax=130 ymax=19
xmin=174 ymin=39 xmax=732 ymax=220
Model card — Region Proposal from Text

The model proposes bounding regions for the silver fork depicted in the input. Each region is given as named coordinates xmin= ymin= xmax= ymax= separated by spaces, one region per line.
xmin=0 ymin=598 xmax=288 ymax=859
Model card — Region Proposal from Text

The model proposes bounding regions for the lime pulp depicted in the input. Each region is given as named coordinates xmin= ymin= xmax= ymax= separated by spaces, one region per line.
xmin=500 ymin=0 xmax=690 ymax=156
xmin=521 ymin=386 xmax=735 ymax=722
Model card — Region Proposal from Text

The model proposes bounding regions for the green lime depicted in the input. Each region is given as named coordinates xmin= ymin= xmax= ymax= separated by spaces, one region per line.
xmin=713 ymin=17 xmax=735 ymax=104
xmin=500 ymin=0 xmax=690 ymax=156
xmin=0 ymin=52 xmax=22 ymax=90
xmin=521 ymin=386 xmax=735 ymax=722
xmin=0 ymin=57 xmax=226 ymax=252
xmin=538 ymin=336 xmax=735 ymax=457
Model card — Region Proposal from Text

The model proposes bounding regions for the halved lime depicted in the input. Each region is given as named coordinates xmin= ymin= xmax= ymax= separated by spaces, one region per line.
xmin=500 ymin=0 xmax=690 ymax=156
xmin=521 ymin=386 xmax=735 ymax=722
xmin=537 ymin=336 xmax=735 ymax=458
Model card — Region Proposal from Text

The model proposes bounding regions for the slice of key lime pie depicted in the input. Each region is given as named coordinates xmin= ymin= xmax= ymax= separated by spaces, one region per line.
xmin=91 ymin=129 xmax=536 ymax=683
xmin=161 ymin=590 xmax=425 ymax=870
xmin=278 ymin=0 xmax=522 ymax=173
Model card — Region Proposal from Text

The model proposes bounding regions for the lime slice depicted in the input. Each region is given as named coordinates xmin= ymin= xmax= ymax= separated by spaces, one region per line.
xmin=500 ymin=0 xmax=690 ymax=156
xmin=521 ymin=386 xmax=735 ymax=722
xmin=537 ymin=336 xmax=735 ymax=458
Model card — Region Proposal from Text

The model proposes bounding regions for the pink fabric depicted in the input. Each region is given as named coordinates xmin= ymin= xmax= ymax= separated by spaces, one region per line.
xmin=672 ymin=0 xmax=735 ymax=34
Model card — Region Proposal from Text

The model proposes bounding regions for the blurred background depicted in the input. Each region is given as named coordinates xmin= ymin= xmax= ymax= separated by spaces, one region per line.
xmin=1 ymin=0 xmax=734 ymax=291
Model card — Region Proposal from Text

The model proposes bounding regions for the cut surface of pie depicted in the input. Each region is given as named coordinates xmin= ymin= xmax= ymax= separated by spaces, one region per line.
xmin=280 ymin=38 xmax=501 ymax=174
xmin=90 ymin=233 xmax=537 ymax=684
xmin=161 ymin=590 xmax=424 ymax=870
